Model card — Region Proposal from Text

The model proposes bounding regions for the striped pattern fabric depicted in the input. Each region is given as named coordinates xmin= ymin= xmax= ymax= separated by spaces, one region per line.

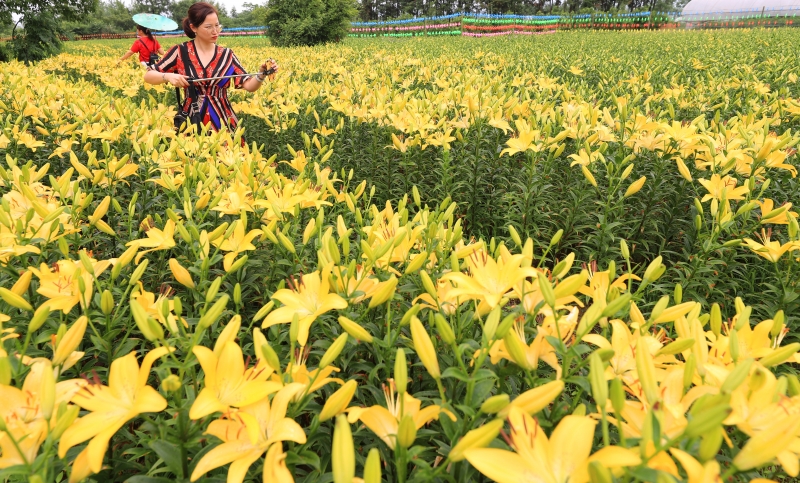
xmin=155 ymin=40 xmax=251 ymax=134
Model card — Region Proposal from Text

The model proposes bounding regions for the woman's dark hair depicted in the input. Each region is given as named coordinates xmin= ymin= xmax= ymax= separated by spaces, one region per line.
xmin=182 ymin=2 xmax=218 ymax=39
xmin=136 ymin=24 xmax=154 ymax=41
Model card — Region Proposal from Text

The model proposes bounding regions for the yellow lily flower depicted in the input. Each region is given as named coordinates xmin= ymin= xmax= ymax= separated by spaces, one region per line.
xmin=262 ymin=443 xmax=294 ymax=483
xmin=670 ymin=449 xmax=722 ymax=483
xmin=347 ymin=380 xmax=455 ymax=450
xmin=465 ymin=407 xmax=640 ymax=483
xmin=262 ymin=267 xmax=348 ymax=347
xmin=744 ymin=229 xmax=800 ymax=263
xmin=190 ymin=341 xmax=282 ymax=419
xmin=59 ymin=348 xmax=172 ymax=476
xmin=440 ymin=247 xmax=538 ymax=315
xmin=0 ymin=360 xmax=85 ymax=469
xmin=568 ymin=148 xmax=602 ymax=167
xmin=583 ymin=322 xmax=677 ymax=387
xmin=211 ymin=181 xmax=256 ymax=215
xmin=126 ymin=219 xmax=176 ymax=262
xmin=130 ymin=283 xmax=187 ymax=333
xmin=211 ymin=220 xmax=262 ymax=271
xmin=500 ymin=130 xmax=542 ymax=157
xmin=489 ymin=307 xmax=579 ymax=378
xmin=190 ymin=384 xmax=307 ymax=483
xmin=698 ymin=174 xmax=749 ymax=202
xmin=577 ymin=264 xmax=640 ymax=309
xmin=267 ymin=345 xmax=343 ymax=401
xmin=605 ymin=367 xmax=710 ymax=440
xmin=757 ymin=198 xmax=798 ymax=225
xmin=29 ymin=257 xmax=112 ymax=314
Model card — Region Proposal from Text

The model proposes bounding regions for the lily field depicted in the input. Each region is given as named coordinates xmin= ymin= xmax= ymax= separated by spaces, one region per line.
xmin=1 ymin=28 xmax=800 ymax=483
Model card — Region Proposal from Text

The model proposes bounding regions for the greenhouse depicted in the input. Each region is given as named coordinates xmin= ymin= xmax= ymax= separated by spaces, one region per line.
xmin=681 ymin=0 xmax=800 ymax=20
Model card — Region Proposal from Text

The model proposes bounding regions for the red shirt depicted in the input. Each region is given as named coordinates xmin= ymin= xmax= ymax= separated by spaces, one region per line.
xmin=130 ymin=37 xmax=161 ymax=62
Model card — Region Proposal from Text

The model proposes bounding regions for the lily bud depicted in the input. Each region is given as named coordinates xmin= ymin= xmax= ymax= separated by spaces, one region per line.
xmin=53 ymin=316 xmax=88 ymax=365
xmin=410 ymin=316 xmax=440 ymax=379
xmin=553 ymin=270 xmax=589 ymax=299
xmin=37 ymin=361 xmax=55 ymax=420
xmin=101 ymin=290 xmax=114 ymax=316
xmin=656 ymin=338 xmax=695 ymax=356
xmin=589 ymin=352 xmax=608 ymax=407
xmin=332 ymin=415 xmax=355 ymax=483
xmin=405 ymin=252 xmax=427 ymax=274
xmin=678 ymin=351 xmax=695 ymax=388
xmin=503 ymin=330 xmax=532 ymax=370
xmin=0 ymin=287 xmax=32 ymax=311
xmin=720 ymin=359 xmax=753 ymax=394
xmin=771 ymin=310 xmax=785 ymax=339
xmin=319 ymin=333 xmax=349 ymax=368
xmin=161 ymin=374 xmax=182 ymax=392
xmin=729 ymin=329 xmax=740 ymax=363
xmin=758 ymin=343 xmax=800 ymax=368
xmin=710 ymin=303 xmax=722 ymax=337
xmin=698 ymin=428 xmax=724 ymax=462
xmin=168 ymin=258 xmax=195 ymax=289
xmin=363 ymin=448 xmax=381 ymax=483
xmin=635 ymin=340 xmax=659 ymax=405
xmin=588 ymin=461 xmax=613 ymax=483
xmin=734 ymin=417 xmax=800 ymax=471
xmin=50 ymin=404 xmax=80 ymax=440
xmin=624 ymin=176 xmax=646 ymax=198
xmin=648 ymin=296 xmax=670 ymax=323
xmin=260 ymin=342 xmax=282 ymax=373
xmin=0 ymin=355 xmax=9 ymax=385
xmin=338 ymin=316 xmax=373 ymax=343
xmin=369 ymin=275 xmax=398 ymax=308
xmin=29 ymin=305 xmax=50 ymax=332
xmin=128 ymin=259 xmax=148 ymax=286
xmin=400 ymin=304 xmax=422 ymax=326
xmin=483 ymin=305 xmax=502 ymax=342
xmin=480 ymin=394 xmax=510 ymax=414
xmin=320 ymin=380 xmax=358 ymax=422
xmin=397 ymin=414 xmax=417 ymax=449
xmin=253 ymin=302 xmax=275 ymax=322
xmin=394 ymin=348 xmax=408 ymax=394
xmin=206 ymin=277 xmax=222 ymax=303
xmin=498 ymin=380 xmax=564 ymax=418
xmin=538 ymin=275 xmax=556 ymax=308
xmin=197 ymin=294 xmax=229 ymax=332
xmin=10 ymin=270 xmax=32 ymax=296
xmin=610 ymin=378 xmax=625 ymax=415
xmin=620 ymin=239 xmax=630 ymax=260
xmin=449 ymin=419 xmax=504 ymax=462
xmin=434 ymin=313 xmax=456 ymax=346
xmin=642 ymin=256 xmax=664 ymax=283
xmin=419 ymin=270 xmax=437 ymax=301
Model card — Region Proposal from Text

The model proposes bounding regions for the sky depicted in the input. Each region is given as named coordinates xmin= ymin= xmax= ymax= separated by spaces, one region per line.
xmin=212 ymin=0 xmax=263 ymax=16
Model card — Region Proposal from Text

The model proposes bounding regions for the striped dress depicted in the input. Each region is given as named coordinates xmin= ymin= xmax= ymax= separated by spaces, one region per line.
xmin=155 ymin=40 xmax=251 ymax=133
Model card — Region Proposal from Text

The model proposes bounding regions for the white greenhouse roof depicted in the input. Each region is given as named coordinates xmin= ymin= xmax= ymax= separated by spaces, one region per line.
xmin=681 ymin=0 xmax=800 ymax=19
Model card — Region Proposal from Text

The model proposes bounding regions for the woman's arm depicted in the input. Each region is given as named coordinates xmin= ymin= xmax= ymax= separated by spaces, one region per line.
xmin=144 ymin=70 xmax=190 ymax=88
xmin=117 ymin=50 xmax=135 ymax=64
xmin=241 ymin=59 xmax=279 ymax=93
xmin=157 ymin=48 xmax=166 ymax=56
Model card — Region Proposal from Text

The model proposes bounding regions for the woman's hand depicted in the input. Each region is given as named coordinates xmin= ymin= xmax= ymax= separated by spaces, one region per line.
xmin=165 ymin=73 xmax=190 ymax=88
xmin=260 ymin=59 xmax=279 ymax=81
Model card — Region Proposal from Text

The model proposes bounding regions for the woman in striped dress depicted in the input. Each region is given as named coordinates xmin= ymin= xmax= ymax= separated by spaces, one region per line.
xmin=143 ymin=2 xmax=277 ymax=134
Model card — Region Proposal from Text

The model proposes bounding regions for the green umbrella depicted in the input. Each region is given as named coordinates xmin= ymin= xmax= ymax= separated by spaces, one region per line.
xmin=132 ymin=13 xmax=179 ymax=32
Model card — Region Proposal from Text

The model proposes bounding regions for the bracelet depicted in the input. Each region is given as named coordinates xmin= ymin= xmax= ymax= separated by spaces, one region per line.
xmin=255 ymin=72 xmax=266 ymax=82
xmin=162 ymin=72 xmax=168 ymax=83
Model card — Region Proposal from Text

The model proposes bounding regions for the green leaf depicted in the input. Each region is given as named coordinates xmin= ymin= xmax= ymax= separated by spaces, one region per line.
xmin=148 ymin=440 xmax=184 ymax=477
